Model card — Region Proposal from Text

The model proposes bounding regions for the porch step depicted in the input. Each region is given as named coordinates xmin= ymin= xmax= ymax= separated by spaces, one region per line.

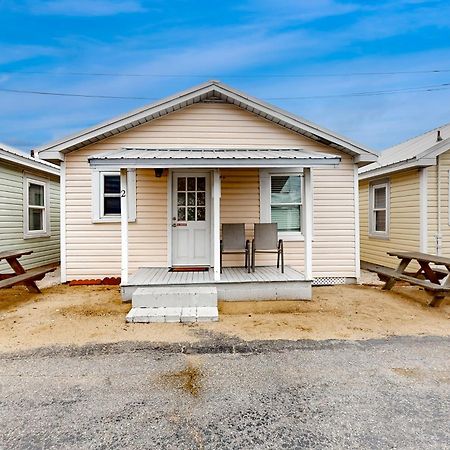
xmin=126 ymin=306 xmax=219 ymax=323
xmin=132 ymin=286 xmax=218 ymax=308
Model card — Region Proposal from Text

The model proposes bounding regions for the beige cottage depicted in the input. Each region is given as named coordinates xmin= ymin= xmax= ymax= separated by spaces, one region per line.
xmin=359 ymin=123 xmax=450 ymax=269
xmin=37 ymin=81 xmax=376 ymax=304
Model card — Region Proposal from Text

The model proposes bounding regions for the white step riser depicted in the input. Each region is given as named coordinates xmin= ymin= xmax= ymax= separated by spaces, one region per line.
xmin=132 ymin=286 xmax=217 ymax=308
xmin=126 ymin=306 xmax=219 ymax=323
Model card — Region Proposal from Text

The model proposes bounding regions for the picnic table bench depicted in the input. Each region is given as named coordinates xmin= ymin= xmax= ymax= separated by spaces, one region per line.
xmin=0 ymin=250 xmax=57 ymax=294
xmin=365 ymin=251 xmax=450 ymax=307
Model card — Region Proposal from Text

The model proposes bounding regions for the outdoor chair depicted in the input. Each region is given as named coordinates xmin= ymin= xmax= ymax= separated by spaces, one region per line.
xmin=220 ymin=223 xmax=250 ymax=273
xmin=251 ymin=223 xmax=284 ymax=273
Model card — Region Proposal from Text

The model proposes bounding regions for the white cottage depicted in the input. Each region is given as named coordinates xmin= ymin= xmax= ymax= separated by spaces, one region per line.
xmin=36 ymin=81 xmax=377 ymax=309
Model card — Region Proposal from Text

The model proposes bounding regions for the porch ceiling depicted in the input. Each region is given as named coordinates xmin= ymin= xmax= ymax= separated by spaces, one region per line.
xmin=88 ymin=147 xmax=341 ymax=169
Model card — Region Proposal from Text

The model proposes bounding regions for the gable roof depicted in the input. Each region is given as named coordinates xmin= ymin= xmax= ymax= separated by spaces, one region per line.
xmin=36 ymin=80 xmax=377 ymax=165
xmin=0 ymin=142 xmax=60 ymax=176
xmin=359 ymin=121 xmax=450 ymax=180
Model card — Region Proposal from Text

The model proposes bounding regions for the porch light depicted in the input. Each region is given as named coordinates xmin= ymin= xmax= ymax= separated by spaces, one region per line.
xmin=154 ymin=168 xmax=164 ymax=178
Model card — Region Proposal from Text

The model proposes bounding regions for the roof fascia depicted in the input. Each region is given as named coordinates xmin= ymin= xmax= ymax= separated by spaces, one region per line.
xmin=358 ymin=157 xmax=435 ymax=180
xmin=0 ymin=148 xmax=60 ymax=176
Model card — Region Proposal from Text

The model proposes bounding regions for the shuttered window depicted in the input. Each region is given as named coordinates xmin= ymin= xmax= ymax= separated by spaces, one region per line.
xmin=270 ymin=175 xmax=302 ymax=232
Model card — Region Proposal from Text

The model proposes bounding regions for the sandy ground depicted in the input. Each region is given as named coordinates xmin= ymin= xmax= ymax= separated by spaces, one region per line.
xmin=0 ymin=277 xmax=448 ymax=353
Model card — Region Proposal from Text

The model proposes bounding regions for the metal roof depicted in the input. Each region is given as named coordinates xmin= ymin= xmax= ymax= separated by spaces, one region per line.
xmin=88 ymin=147 xmax=341 ymax=168
xmin=359 ymin=122 xmax=450 ymax=179
xmin=36 ymin=80 xmax=377 ymax=164
xmin=0 ymin=142 xmax=60 ymax=176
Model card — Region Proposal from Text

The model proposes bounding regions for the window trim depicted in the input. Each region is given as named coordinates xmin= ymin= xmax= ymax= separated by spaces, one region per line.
xmin=92 ymin=168 xmax=136 ymax=223
xmin=23 ymin=175 xmax=51 ymax=239
xmin=100 ymin=171 xmax=122 ymax=218
xmin=369 ymin=179 xmax=390 ymax=239
xmin=260 ymin=168 xmax=304 ymax=241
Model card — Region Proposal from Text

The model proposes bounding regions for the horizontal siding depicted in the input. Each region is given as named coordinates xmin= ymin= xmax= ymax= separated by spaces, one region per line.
xmin=359 ymin=170 xmax=420 ymax=269
xmin=65 ymin=101 xmax=357 ymax=279
xmin=0 ymin=162 xmax=60 ymax=272
xmin=427 ymin=149 xmax=450 ymax=256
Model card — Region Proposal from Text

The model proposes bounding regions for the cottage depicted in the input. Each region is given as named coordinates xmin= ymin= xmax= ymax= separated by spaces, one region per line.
xmin=0 ymin=142 xmax=59 ymax=279
xmin=359 ymin=123 xmax=450 ymax=269
xmin=36 ymin=81 xmax=376 ymax=312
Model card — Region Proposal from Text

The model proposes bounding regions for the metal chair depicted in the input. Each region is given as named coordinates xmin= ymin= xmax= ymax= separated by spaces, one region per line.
xmin=220 ymin=223 xmax=250 ymax=273
xmin=251 ymin=223 xmax=284 ymax=273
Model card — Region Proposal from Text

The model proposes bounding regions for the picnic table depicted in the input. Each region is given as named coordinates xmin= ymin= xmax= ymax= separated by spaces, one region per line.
xmin=368 ymin=251 xmax=450 ymax=307
xmin=0 ymin=250 xmax=57 ymax=294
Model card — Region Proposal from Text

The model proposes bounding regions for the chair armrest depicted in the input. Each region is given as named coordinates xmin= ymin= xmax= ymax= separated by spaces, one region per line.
xmin=278 ymin=239 xmax=283 ymax=250
xmin=245 ymin=239 xmax=250 ymax=249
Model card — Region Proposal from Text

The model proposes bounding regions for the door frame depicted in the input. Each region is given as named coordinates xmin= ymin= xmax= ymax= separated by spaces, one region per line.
xmin=167 ymin=169 xmax=214 ymax=267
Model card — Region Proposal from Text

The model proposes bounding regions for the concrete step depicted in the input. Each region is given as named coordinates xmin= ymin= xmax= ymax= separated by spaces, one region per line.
xmin=126 ymin=306 xmax=219 ymax=323
xmin=132 ymin=286 xmax=218 ymax=308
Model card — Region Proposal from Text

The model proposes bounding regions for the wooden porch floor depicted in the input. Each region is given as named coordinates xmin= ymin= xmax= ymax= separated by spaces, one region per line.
xmin=125 ymin=266 xmax=305 ymax=287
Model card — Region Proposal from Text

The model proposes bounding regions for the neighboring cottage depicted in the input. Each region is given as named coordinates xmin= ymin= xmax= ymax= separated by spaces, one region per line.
xmin=359 ymin=123 xmax=450 ymax=269
xmin=0 ymin=143 xmax=60 ymax=272
xmin=36 ymin=81 xmax=377 ymax=303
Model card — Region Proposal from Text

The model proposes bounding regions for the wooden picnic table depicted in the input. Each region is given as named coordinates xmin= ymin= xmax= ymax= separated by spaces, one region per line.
xmin=383 ymin=251 xmax=450 ymax=307
xmin=0 ymin=250 xmax=57 ymax=294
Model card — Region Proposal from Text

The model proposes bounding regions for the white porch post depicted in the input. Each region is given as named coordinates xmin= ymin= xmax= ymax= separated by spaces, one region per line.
xmin=303 ymin=167 xmax=313 ymax=280
xmin=213 ymin=169 xmax=221 ymax=281
xmin=120 ymin=168 xmax=128 ymax=284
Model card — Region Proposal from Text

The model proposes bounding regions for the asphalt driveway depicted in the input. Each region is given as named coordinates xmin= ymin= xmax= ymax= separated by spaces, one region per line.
xmin=1 ymin=336 xmax=449 ymax=449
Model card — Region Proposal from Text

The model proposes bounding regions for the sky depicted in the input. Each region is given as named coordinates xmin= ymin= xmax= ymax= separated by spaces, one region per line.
xmin=0 ymin=0 xmax=450 ymax=153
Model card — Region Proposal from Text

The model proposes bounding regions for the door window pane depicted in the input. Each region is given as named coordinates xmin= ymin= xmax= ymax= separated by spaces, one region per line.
xmin=197 ymin=192 xmax=205 ymax=206
xmin=104 ymin=197 xmax=121 ymax=215
xmin=29 ymin=183 xmax=44 ymax=206
xmin=197 ymin=207 xmax=205 ymax=221
xmin=187 ymin=177 xmax=196 ymax=191
xmin=29 ymin=208 xmax=43 ymax=231
xmin=187 ymin=192 xmax=196 ymax=206
xmin=197 ymin=177 xmax=205 ymax=191
xmin=187 ymin=207 xmax=195 ymax=221
xmin=177 ymin=192 xmax=186 ymax=206
xmin=177 ymin=207 xmax=186 ymax=221
xmin=177 ymin=177 xmax=186 ymax=191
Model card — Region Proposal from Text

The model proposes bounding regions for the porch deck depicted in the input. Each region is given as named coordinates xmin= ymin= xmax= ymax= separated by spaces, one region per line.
xmin=121 ymin=266 xmax=311 ymax=302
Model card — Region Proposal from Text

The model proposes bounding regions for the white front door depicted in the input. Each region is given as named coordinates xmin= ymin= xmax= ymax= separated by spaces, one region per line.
xmin=172 ymin=172 xmax=211 ymax=266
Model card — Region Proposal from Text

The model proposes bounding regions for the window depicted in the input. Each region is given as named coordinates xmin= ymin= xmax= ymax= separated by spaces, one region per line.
xmin=369 ymin=180 xmax=390 ymax=238
xmin=260 ymin=170 xmax=303 ymax=240
xmin=101 ymin=173 xmax=121 ymax=216
xmin=24 ymin=177 xmax=50 ymax=238
xmin=92 ymin=169 xmax=136 ymax=222
xmin=270 ymin=175 xmax=302 ymax=232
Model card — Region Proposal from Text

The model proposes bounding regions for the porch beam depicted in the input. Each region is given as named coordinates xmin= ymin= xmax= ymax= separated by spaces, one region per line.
xmin=213 ymin=169 xmax=221 ymax=281
xmin=120 ymin=168 xmax=129 ymax=284
xmin=303 ymin=167 xmax=313 ymax=280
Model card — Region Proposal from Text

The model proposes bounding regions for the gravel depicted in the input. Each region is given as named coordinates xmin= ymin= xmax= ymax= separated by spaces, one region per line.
xmin=1 ymin=336 xmax=449 ymax=449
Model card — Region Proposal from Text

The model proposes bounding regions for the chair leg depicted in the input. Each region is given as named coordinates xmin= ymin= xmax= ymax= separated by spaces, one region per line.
xmin=247 ymin=250 xmax=251 ymax=273
xmin=281 ymin=247 xmax=284 ymax=273
xmin=252 ymin=248 xmax=255 ymax=272
xmin=220 ymin=251 xmax=223 ymax=274
xmin=277 ymin=250 xmax=280 ymax=268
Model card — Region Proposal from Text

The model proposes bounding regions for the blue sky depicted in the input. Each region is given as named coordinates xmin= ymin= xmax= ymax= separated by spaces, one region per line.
xmin=0 ymin=0 xmax=450 ymax=152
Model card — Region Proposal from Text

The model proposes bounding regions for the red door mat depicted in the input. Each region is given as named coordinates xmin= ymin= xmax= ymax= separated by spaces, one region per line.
xmin=169 ymin=267 xmax=209 ymax=272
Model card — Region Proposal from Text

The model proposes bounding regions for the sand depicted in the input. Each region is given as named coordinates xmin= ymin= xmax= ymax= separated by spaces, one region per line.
xmin=0 ymin=282 xmax=448 ymax=353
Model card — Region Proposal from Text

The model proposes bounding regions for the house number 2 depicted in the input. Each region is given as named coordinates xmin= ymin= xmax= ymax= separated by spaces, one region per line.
xmin=121 ymin=190 xmax=126 ymax=197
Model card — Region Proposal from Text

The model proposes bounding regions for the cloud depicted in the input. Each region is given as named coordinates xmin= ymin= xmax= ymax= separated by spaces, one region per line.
xmin=0 ymin=44 xmax=58 ymax=64
xmin=13 ymin=0 xmax=146 ymax=16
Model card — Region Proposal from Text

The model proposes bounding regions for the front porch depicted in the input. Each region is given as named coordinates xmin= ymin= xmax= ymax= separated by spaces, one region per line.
xmin=121 ymin=265 xmax=310 ymax=301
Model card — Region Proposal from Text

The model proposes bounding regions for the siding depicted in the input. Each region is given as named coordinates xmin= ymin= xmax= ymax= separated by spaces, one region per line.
xmin=359 ymin=170 xmax=421 ymax=269
xmin=65 ymin=101 xmax=357 ymax=280
xmin=0 ymin=161 xmax=60 ymax=272
xmin=426 ymin=149 xmax=450 ymax=256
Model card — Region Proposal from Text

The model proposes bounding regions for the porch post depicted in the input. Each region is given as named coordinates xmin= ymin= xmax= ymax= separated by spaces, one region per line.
xmin=303 ymin=167 xmax=313 ymax=280
xmin=213 ymin=169 xmax=221 ymax=281
xmin=120 ymin=168 xmax=128 ymax=284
